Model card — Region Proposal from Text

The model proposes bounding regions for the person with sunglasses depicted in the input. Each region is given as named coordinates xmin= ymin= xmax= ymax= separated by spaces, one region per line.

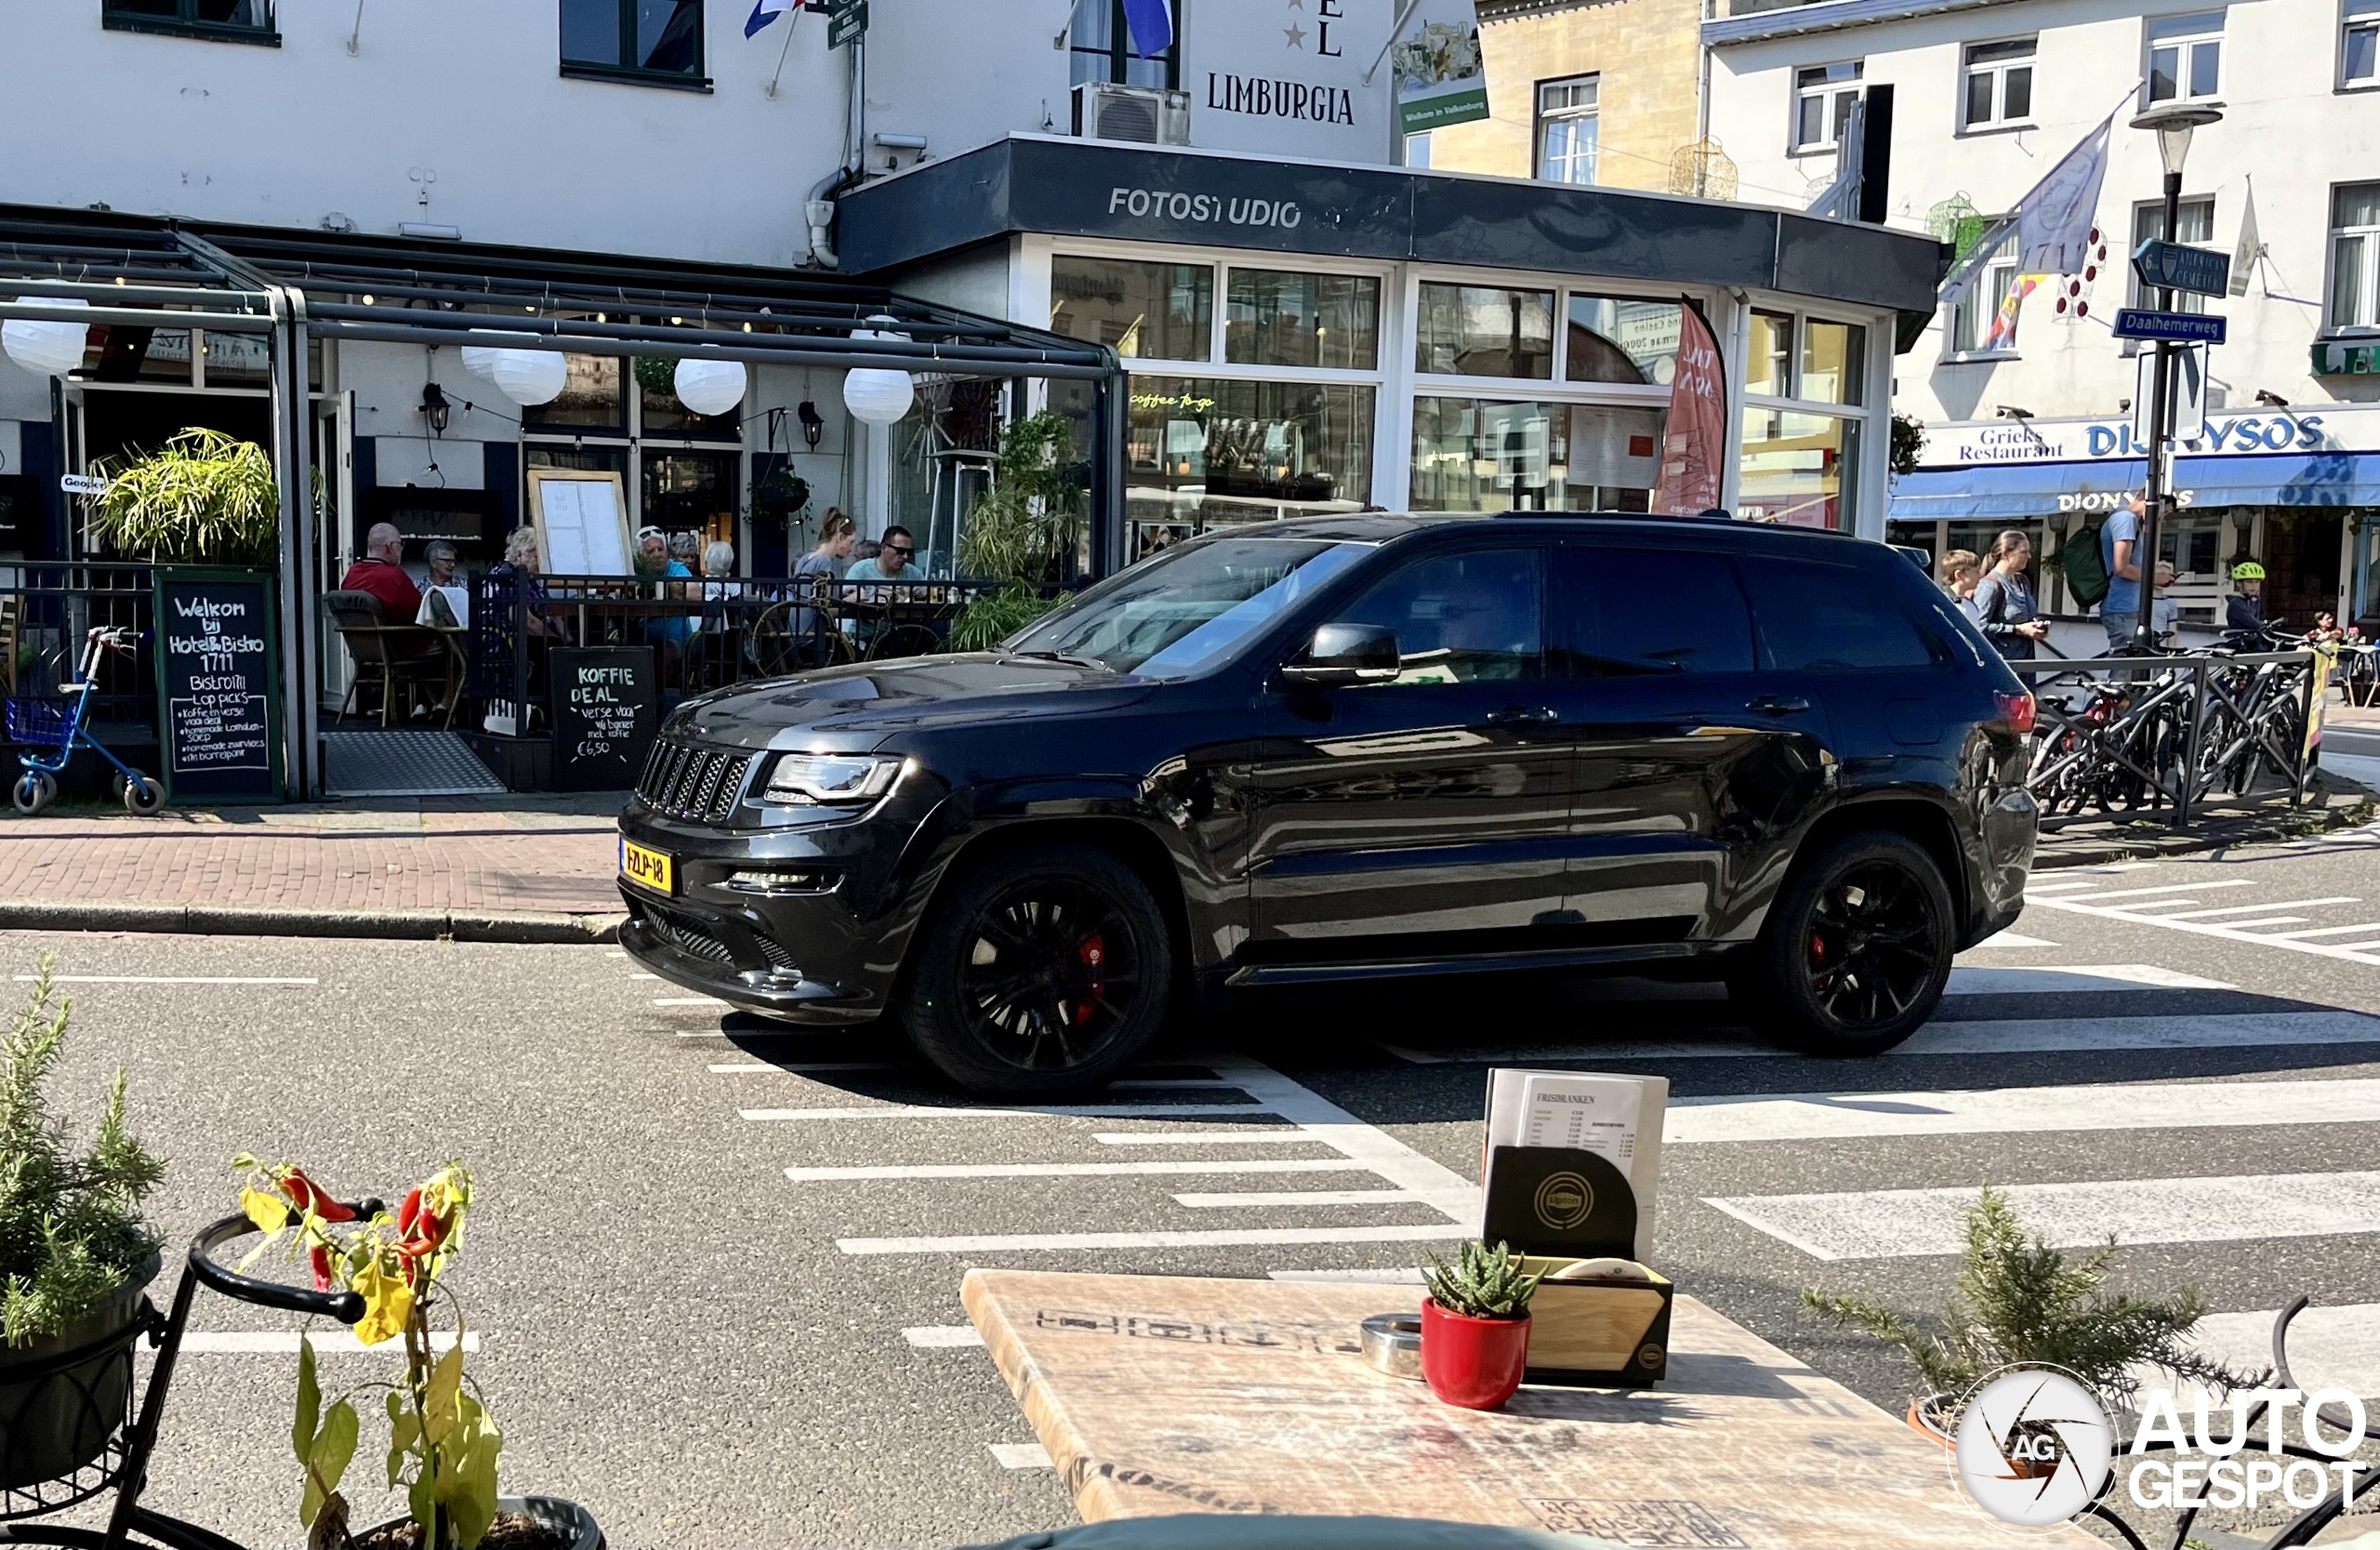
xmin=842 ymin=525 xmax=918 ymax=651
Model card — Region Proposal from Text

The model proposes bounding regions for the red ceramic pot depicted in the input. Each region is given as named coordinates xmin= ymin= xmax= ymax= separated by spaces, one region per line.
xmin=1419 ymin=1299 xmax=1530 ymax=1410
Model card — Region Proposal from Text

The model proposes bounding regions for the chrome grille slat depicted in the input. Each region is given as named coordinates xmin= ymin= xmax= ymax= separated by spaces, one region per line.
xmin=637 ymin=740 xmax=756 ymax=822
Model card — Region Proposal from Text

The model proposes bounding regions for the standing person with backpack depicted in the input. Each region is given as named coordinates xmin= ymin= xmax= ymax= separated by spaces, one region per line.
xmin=1971 ymin=530 xmax=2050 ymax=660
xmin=2099 ymin=492 xmax=2147 ymax=654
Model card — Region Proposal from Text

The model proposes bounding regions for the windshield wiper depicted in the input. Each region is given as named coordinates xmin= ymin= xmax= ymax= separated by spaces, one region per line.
xmin=1010 ymin=649 xmax=1114 ymax=670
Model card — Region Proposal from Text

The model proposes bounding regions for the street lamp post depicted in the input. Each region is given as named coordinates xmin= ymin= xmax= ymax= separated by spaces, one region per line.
xmin=2127 ymin=103 xmax=2224 ymax=656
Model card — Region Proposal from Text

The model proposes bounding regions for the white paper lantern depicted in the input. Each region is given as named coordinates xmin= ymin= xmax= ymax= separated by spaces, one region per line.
xmin=458 ymin=345 xmax=501 ymax=380
xmin=488 ymin=348 xmax=566 ymax=407
xmin=842 ymin=316 xmax=914 ymax=425
xmin=673 ymin=356 xmax=747 ymax=418
xmin=3 ymin=297 xmax=90 ymax=378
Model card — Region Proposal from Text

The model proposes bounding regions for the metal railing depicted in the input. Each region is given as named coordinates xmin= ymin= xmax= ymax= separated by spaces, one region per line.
xmin=0 ymin=563 xmax=156 ymax=741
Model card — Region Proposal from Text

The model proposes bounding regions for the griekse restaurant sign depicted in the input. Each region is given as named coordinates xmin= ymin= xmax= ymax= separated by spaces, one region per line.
xmin=1924 ymin=406 xmax=2380 ymax=511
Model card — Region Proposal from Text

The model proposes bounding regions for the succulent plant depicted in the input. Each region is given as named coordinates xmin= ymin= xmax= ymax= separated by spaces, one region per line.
xmin=1423 ymin=1239 xmax=1542 ymax=1321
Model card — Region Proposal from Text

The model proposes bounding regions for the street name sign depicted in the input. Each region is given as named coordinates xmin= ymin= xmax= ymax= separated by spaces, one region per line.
xmin=2112 ymin=309 xmax=2228 ymax=345
xmin=58 ymin=474 xmax=107 ymax=496
xmin=2132 ymin=239 xmax=2232 ymax=298
xmin=826 ymin=0 xmax=866 ymax=47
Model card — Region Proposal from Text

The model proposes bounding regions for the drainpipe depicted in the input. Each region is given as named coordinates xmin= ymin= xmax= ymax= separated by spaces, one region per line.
xmin=805 ymin=34 xmax=866 ymax=269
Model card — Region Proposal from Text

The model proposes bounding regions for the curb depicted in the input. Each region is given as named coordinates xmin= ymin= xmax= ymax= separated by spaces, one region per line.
xmin=0 ymin=900 xmax=625 ymax=945
xmin=2034 ymin=786 xmax=2375 ymax=870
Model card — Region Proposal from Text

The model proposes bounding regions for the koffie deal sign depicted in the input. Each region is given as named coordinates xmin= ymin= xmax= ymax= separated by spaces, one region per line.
xmin=152 ymin=567 xmax=284 ymax=803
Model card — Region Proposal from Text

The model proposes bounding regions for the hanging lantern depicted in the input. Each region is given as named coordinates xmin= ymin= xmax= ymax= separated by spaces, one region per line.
xmin=459 ymin=345 xmax=501 ymax=379
xmin=673 ymin=356 xmax=747 ymax=418
xmin=3 ymin=297 xmax=90 ymax=378
xmin=842 ymin=315 xmax=913 ymax=426
xmin=488 ymin=348 xmax=566 ymax=407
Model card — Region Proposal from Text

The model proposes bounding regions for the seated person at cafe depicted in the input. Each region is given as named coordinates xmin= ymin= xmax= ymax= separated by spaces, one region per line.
xmin=842 ymin=525 xmax=917 ymax=650
xmin=488 ymin=526 xmax=570 ymax=643
xmin=418 ymin=539 xmax=466 ymax=628
xmin=340 ymin=523 xmax=423 ymax=623
xmin=637 ymin=525 xmax=697 ymax=680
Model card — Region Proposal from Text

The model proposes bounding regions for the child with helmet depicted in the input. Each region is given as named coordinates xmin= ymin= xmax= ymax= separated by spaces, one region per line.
xmin=2225 ymin=561 xmax=2268 ymax=640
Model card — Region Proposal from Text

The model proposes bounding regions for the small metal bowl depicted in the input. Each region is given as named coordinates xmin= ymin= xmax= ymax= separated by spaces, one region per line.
xmin=1361 ymin=1312 xmax=1423 ymax=1381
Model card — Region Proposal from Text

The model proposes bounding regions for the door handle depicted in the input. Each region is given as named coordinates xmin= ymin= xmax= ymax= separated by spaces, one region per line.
xmin=1486 ymin=706 xmax=1560 ymax=725
xmin=1746 ymin=695 xmax=1811 ymax=715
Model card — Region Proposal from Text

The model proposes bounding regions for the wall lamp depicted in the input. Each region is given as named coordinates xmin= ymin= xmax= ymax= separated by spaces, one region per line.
xmin=419 ymin=381 xmax=451 ymax=435
xmin=798 ymin=400 xmax=826 ymax=448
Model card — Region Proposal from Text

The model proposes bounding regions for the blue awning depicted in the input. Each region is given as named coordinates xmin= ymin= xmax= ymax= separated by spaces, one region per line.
xmin=1889 ymin=451 xmax=2380 ymax=523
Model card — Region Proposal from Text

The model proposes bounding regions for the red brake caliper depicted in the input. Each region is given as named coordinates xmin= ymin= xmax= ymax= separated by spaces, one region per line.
xmin=1077 ymin=934 xmax=1106 ymax=1025
xmin=1809 ymin=932 xmax=1827 ymax=965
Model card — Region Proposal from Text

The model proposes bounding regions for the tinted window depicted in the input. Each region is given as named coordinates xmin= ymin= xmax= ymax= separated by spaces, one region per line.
xmin=1341 ymin=548 xmax=1544 ymax=684
xmin=1742 ymin=559 xmax=1937 ymax=670
xmin=1555 ymin=547 xmax=1754 ymax=675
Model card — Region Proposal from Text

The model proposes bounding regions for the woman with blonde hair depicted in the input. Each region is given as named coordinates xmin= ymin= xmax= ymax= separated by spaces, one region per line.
xmin=791 ymin=508 xmax=856 ymax=646
xmin=1970 ymin=528 xmax=2049 ymax=660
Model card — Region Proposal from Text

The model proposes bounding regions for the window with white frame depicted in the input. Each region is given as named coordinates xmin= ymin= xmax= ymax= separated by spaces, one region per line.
xmin=2347 ymin=0 xmax=2380 ymax=86
xmin=1792 ymin=61 xmax=1863 ymax=152
xmin=1962 ymin=38 xmax=2036 ymax=129
xmin=1740 ymin=309 xmax=1873 ymax=530
xmin=2146 ymin=12 xmax=2223 ymax=105
xmin=2331 ymin=182 xmax=2380 ymax=330
xmin=2131 ymin=197 xmax=2216 ymax=313
xmin=1946 ymin=232 xmax=2021 ymax=355
xmin=1537 ymin=76 xmax=1600 ymax=184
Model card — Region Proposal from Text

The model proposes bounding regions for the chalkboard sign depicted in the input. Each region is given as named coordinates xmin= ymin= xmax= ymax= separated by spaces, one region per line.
xmin=152 ymin=566 xmax=284 ymax=804
xmin=549 ymin=647 xmax=656 ymax=791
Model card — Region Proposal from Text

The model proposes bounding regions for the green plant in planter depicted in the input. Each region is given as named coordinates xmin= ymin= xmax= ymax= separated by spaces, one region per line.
xmin=1803 ymin=1186 xmax=2259 ymax=1420
xmin=0 ymin=960 xmax=165 ymax=1345
xmin=951 ymin=410 xmax=1087 ymax=652
xmin=1423 ymin=1239 xmax=1543 ymax=1320
xmin=87 ymin=428 xmax=279 ymax=563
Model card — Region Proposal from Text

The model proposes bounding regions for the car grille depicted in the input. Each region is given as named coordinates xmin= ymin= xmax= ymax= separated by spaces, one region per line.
xmin=644 ymin=906 xmax=736 ymax=966
xmin=638 ymin=740 xmax=756 ymax=823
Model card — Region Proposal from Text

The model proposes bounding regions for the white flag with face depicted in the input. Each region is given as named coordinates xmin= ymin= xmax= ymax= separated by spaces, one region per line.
xmin=2015 ymin=116 xmax=2111 ymax=277
xmin=2230 ymin=177 xmax=2261 ymax=297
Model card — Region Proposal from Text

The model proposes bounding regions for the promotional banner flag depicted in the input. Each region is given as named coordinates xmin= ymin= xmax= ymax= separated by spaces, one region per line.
xmin=2229 ymin=176 xmax=2262 ymax=297
xmin=1652 ymin=301 xmax=1726 ymax=516
xmin=1392 ymin=3 xmax=1488 ymax=136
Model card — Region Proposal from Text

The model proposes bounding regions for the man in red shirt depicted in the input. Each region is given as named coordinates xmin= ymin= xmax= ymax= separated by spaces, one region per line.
xmin=339 ymin=523 xmax=423 ymax=622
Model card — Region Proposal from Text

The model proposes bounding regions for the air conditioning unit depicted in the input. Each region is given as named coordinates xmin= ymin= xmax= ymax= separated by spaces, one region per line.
xmin=1072 ymin=83 xmax=1191 ymax=146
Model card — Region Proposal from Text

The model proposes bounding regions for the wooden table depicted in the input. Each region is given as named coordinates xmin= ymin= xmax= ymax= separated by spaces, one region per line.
xmin=963 ymin=1269 xmax=2098 ymax=1548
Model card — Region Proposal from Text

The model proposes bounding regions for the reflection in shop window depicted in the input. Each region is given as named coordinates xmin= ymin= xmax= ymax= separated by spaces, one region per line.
xmin=523 ymin=353 xmax=627 ymax=432
xmin=201 ymin=331 xmax=270 ymax=385
xmin=1565 ymin=296 xmax=1682 ymax=385
xmin=642 ymin=450 xmax=740 ymax=551
xmin=1051 ymin=258 xmax=1213 ymax=362
xmin=1747 ymin=311 xmax=1795 ymax=396
xmin=1738 ymin=410 xmax=1860 ymax=530
xmin=1799 ymin=320 xmax=1867 ymax=404
xmin=1124 ymin=376 xmax=1372 ymax=555
xmin=1415 ymin=285 xmax=1554 ymax=378
xmin=636 ymin=356 xmax=740 ymax=441
xmin=1224 ymin=270 xmax=1380 ymax=370
xmin=1410 ymin=398 xmax=1664 ymax=513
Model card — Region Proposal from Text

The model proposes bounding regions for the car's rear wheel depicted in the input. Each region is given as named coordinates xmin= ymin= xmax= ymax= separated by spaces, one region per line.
xmin=900 ymin=843 xmax=1173 ymax=1097
xmin=1739 ymin=831 xmax=1953 ymax=1056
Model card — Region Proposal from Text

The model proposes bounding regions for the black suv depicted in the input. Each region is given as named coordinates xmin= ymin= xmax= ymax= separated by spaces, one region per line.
xmin=618 ymin=514 xmax=2038 ymax=1095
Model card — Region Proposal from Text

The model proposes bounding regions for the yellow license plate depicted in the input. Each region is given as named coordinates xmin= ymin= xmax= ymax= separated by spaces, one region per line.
xmin=619 ymin=839 xmax=673 ymax=894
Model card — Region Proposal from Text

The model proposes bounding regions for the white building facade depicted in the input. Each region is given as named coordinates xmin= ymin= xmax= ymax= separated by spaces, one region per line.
xmin=1707 ymin=0 xmax=2380 ymax=630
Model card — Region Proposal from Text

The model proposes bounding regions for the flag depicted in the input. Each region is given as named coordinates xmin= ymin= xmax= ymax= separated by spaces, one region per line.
xmin=1939 ymin=108 xmax=2114 ymax=303
xmin=1984 ymin=274 xmax=2046 ymax=351
xmin=1652 ymin=300 xmax=1726 ymax=516
xmin=1120 ymin=0 xmax=1173 ymax=55
xmin=745 ymin=0 xmax=794 ymax=37
xmin=2229 ymin=176 xmax=2261 ymax=297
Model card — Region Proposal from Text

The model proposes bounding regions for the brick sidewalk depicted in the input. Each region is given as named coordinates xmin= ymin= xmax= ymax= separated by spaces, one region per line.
xmin=0 ymin=798 xmax=623 ymax=919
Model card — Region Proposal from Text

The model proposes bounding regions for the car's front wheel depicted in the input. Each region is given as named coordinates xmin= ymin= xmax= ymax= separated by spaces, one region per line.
xmin=1739 ymin=830 xmax=1954 ymax=1056
xmin=900 ymin=843 xmax=1174 ymax=1097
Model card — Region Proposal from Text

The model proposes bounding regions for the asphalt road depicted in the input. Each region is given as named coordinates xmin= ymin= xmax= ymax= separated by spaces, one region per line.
xmin=7 ymin=826 xmax=2380 ymax=1548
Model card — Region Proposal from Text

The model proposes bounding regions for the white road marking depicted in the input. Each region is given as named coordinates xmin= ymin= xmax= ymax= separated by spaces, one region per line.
xmin=743 ymin=1103 xmax=1274 ymax=1121
xmin=1268 ymin=1267 xmax=1427 ymax=1285
xmin=15 ymin=975 xmax=319 ymax=986
xmin=1944 ymin=964 xmax=2234 ymax=993
xmin=2188 ymin=1304 xmax=2380 ymax=1398
xmin=1704 ymin=1172 xmax=2380 ymax=1260
xmin=1206 ymin=1053 xmax=1477 ymax=1222
xmin=604 ymin=950 xmax=628 ymax=958
xmin=2033 ymin=885 xmax=2380 ymax=966
xmin=2192 ymin=918 xmax=2308 ymax=931
xmin=710 ymin=1063 xmax=906 ymax=1075
xmin=2040 ymin=881 xmax=2256 ymax=902
xmin=989 ymin=1443 xmax=1053 ymax=1470
xmin=903 ymin=1326 xmax=985 ymax=1348
xmin=182 ymin=1331 xmax=479 ymax=1355
xmin=1171 ymin=1188 xmax=1418 ymax=1208
xmin=2268 ymin=922 xmax=2380 ymax=939
xmin=840 ymin=1223 xmax=1472 ymax=1255
xmin=629 ymin=973 xmax=660 ymax=980
xmin=1093 ymin=1130 xmax=1315 ymax=1145
xmin=1967 ymin=931 xmax=2057 ymax=947
xmin=2157 ymin=897 xmax=2360 ymax=920
xmin=654 ymin=997 xmax=729 ymax=1007
xmin=786 ymin=1159 xmax=1374 ymax=1182
xmin=1666 ymin=1078 xmax=2380 ymax=1146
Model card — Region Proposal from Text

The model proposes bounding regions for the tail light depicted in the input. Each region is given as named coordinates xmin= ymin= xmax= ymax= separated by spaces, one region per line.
xmin=1996 ymin=690 xmax=2036 ymax=735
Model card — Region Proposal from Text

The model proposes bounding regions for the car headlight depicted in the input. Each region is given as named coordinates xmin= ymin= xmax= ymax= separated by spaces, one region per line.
xmin=761 ymin=752 xmax=905 ymax=806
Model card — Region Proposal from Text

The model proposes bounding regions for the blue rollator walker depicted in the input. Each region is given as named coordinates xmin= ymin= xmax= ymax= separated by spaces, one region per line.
xmin=7 ymin=627 xmax=165 ymax=816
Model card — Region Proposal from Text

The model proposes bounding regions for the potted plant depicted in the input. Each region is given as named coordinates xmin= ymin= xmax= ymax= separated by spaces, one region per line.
xmin=86 ymin=428 xmax=279 ymax=563
xmin=0 ymin=960 xmax=166 ymax=1488
xmin=950 ymin=410 xmax=1087 ymax=652
xmin=1804 ymin=1186 xmax=2260 ymax=1447
xmin=233 ymin=1157 xmax=600 ymax=1550
xmin=1419 ymin=1239 xmax=1542 ymax=1411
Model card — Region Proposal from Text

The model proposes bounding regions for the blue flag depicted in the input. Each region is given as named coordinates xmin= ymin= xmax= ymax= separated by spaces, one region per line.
xmin=746 ymin=0 xmax=795 ymax=37
xmin=1120 ymin=0 xmax=1172 ymax=55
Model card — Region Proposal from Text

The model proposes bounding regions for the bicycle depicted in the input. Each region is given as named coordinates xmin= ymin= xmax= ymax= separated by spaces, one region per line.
xmin=7 ymin=629 xmax=164 ymax=817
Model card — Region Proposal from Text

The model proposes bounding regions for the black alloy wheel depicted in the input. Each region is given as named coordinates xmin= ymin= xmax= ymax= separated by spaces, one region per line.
xmin=1741 ymin=831 xmax=1953 ymax=1056
xmin=902 ymin=843 xmax=1173 ymax=1097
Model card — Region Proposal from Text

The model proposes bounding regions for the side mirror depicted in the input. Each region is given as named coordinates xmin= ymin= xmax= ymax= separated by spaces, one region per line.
xmin=1282 ymin=621 xmax=1400 ymax=687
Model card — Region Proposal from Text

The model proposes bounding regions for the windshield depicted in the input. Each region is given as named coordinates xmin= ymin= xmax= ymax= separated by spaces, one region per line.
xmin=1006 ymin=537 xmax=1374 ymax=677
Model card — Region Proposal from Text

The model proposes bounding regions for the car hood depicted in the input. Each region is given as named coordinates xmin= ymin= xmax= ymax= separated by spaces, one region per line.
xmin=667 ymin=654 xmax=1158 ymax=749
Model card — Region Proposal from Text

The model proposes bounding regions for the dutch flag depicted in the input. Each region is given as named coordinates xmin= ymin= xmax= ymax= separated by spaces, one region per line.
xmin=746 ymin=0 xmax=795 ymax=37
xmin=1120 ymin=0 xmax=1172 ymax=54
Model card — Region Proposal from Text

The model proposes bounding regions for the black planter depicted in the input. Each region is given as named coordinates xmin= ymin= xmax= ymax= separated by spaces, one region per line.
xmin=363 ymin=1495 xmax=604 ymax=1550
xmin=0 ymin=1252 xmax=157 ymax=1490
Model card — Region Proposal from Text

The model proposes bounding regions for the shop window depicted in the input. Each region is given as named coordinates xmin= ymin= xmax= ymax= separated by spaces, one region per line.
xmin=526 ymin=445 xmax=628 ymax=478
xmin=2348 ymin=0 xmax=2380 ymax=86
xmin=1415 ymin=285 xmax=1554 ymax=379
xmin=1564 ymin=295 xmax=1681 ymax=385
xmin=2131 ymin=198 xmax=2217 ymax=314
xmin=1800 ymin=319 xmax=1867 ymax=404
xmin=1069 ymin=0 xmax=1180 ymax=88
xmin=2145 ymin=12 xmax=2222 ymax=105
xmin=1947 ymin=232 xmax=2020 ymax=355
xmin=200 ymin=331 xmax=270 ymax=386
xmin=2330 ymin=182 xmax=2380 ymax=331
xmin=1051 ymin=258 xmax=1213 ymax=362
xmin=1537 ymin=76 xmax=1600 ymax=185
xmin=1405 ymin=132 xmax=1435 ymax=167
xmin=1792 ymin=61 xmax=1862 ymax=152
xmin=101 ymin=0 xmax=278 ymax=44
xmin=1962 ymin=38 xmax=2035 ymax=129
xmin=1125 ymin=377 xmax=1372 ymax=551
xmin=642 ymin=450 xmax=739 ymax=542
xmin=523 ymin=354 xmax=628 ymax=432
xmin=1409 ymin=398 xmax=1663 ymax=513
xmin=1747 ymin=311 xmax=1794 ymax=395
xmin=1224 ymin=271 xmax=1379 ymax=371
xmin=636 ymin=356 xmax=740 ymax=441
xmin=1739 ymin=410 xmax=1861 ymax=530
xmin=561 ymin=0 xmax=707 ymax=87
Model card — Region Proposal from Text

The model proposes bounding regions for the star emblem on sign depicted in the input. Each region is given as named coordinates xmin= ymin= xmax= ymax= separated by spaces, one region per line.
xmin=1285 ymin=23 xmax=1306 ymax=46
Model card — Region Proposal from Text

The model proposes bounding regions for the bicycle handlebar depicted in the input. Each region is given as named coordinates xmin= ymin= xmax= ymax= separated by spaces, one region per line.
xmin=186 ymin=1201 xmax=384 ymax=1325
